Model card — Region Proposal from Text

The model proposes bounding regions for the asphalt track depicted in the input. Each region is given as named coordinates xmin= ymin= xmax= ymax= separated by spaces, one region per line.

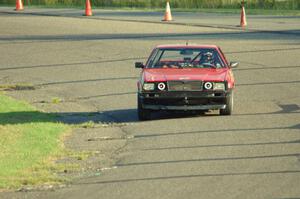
xmin=0 ymin=7 xmax=299 ymax=199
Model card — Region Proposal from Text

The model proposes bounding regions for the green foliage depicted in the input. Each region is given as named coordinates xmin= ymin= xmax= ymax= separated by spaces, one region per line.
xmin=1 ymin=0 xmax=299 ymax=10
xmin=51 ymin=97 xmax=62 ymax=104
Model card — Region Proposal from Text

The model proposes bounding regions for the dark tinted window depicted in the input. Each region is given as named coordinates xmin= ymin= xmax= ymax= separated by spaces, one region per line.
xmin=147 ymin=48 xmax=225 ymax=69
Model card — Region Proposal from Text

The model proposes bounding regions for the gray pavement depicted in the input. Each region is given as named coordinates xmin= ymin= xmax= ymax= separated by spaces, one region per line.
xmin=0 ymin=7 xmax=300 ymax=31
xmin=0 ymin=8 xmax=299 ymax=199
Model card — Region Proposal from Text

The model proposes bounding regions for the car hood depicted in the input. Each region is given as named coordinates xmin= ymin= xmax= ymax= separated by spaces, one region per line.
xmin=143 ymin=68 xmax=228 ymax=82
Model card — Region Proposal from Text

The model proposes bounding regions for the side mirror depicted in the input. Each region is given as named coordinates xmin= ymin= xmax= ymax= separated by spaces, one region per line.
xmin=135 ymin=62 xmax=145 ymax=68
xmin=230 ymin=62 xmax=239 ymax=68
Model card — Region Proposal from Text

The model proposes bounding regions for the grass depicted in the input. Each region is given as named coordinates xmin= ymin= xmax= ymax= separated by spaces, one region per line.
xmin=0 ymin=94 xmax=72 ymax=189
xmin=51 ymin=97 xmax=62 ymax=104
xmin=76 ymin=121 xmax=96 ymax=129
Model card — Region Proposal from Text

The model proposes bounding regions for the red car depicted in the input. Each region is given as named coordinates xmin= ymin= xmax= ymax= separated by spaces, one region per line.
xmin=135 ymin=44 xmax=238 ymax=120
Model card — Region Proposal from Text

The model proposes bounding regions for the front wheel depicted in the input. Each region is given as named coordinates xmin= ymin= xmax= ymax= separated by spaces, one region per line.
xmin=220 ymin=91 xmax=233 ymax=116
xmin=137 ymin=96 xmax=151 ymax=121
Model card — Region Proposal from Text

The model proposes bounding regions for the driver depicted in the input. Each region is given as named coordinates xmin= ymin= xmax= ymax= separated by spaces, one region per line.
xmin=200 ymin=52 xmax=215 ymax=66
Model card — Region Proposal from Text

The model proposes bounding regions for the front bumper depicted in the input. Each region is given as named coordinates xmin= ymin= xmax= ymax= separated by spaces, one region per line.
xmin=139 ymin=91 xmax=230 ymax=111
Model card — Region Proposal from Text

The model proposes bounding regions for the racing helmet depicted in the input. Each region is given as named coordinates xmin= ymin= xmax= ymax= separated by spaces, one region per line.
xmin=201 ymin=52 xmax=214 ymax=63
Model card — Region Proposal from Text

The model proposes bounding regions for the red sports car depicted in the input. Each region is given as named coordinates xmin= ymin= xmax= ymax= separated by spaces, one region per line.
xmin=135 ymin=44 xmax=238 ymax=120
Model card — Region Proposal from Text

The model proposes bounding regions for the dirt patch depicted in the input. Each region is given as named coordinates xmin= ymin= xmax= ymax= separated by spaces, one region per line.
xmin=56 ymin=125 xmax=129 ymax=181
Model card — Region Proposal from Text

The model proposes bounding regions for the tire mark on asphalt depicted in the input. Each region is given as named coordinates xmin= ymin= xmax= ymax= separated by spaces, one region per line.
xmin=0 ymin=31 xmax=298 ymax=42
xmin=116 ymin=153 xmax=300 ymax=167
xmin=26 ymin=77 xmax=300 ymax=88
xmin=142 ymin=139 xmax=300 ymax=151
xmin=0 ymin=57 xmax=147 ymax=71
xmin=133 ymin=125 xmax=300 ymax=138
xmin=75 ymin=92 xmax=136 ymax=100
xmin=234 ymin=65 xmax=300 ymax=71
xmin=226 ymin=47 xmax=300 ymax=54
xmin=74 ymin=170 xmax=300 ymax=185
xmin=237 ymin=80 xmax=300 ymax=86
xmin=38 ymin=77 xmax=137 ymax=86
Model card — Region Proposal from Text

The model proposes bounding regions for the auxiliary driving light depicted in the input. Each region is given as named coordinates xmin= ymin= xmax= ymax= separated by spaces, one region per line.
xmin=158 ymin=82 xmax=166 ymax=91
xmin=143 ymin=83 xmax=155 ymax=91
xmin=213 ymin=82 xmax=225 ymax=91
xmin=204 ymin=82 xmax=213 ymax=90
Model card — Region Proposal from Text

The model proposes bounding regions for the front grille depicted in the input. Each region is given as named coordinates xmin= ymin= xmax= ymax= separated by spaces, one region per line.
xmin=168 ymin=81 xmax=203 ymax=91
xmin=143 ymin=98 xmax=225 ymax=106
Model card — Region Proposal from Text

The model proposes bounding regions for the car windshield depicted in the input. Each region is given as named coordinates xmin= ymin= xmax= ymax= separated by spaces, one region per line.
xmin=147 ymin=48 xmax=225 ymax=69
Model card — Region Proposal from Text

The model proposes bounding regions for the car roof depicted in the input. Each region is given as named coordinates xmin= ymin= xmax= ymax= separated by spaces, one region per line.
xmin=156 ymin=44 xmax=219 ymax=49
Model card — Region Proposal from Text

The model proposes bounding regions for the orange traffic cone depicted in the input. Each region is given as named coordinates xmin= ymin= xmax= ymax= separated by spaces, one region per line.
xmin=240 ymin=2 xmax=247 ymax=28
xmin=15 ymin=0 xmax=24 ymax=11
xmin=85 ymin=0 xmax=92 ymax=16
xmin=162 ymin=0 xmax=172 ymax=21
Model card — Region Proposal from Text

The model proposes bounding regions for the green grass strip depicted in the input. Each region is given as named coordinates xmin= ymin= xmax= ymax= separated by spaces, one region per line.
xmin=0 ymin=94 xmax=70 ymax=189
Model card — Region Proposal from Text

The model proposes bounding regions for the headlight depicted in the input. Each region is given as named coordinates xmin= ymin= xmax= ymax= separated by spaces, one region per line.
xmin=143 ymin=83 xmax=155 ymax=91
xmin=158 ymin=82 xmax=166 ymax=91
xmin=213 ymin=82 xmax=225 ymax=91
xmin=204 ymin=82 xmax=213 ymax=90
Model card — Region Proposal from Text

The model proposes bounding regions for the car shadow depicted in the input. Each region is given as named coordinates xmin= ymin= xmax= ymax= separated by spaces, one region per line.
xmin=1 ymin=102 xmax=299 ymax=125
xmin=0 ymin=109 xmax=219 ymax=125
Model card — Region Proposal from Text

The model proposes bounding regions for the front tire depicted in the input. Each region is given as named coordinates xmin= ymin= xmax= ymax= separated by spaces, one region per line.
xmin=220 ymin=91 xmax=233 ymax=115
xmin=137 ymin=96 xmax=151 ymax=121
